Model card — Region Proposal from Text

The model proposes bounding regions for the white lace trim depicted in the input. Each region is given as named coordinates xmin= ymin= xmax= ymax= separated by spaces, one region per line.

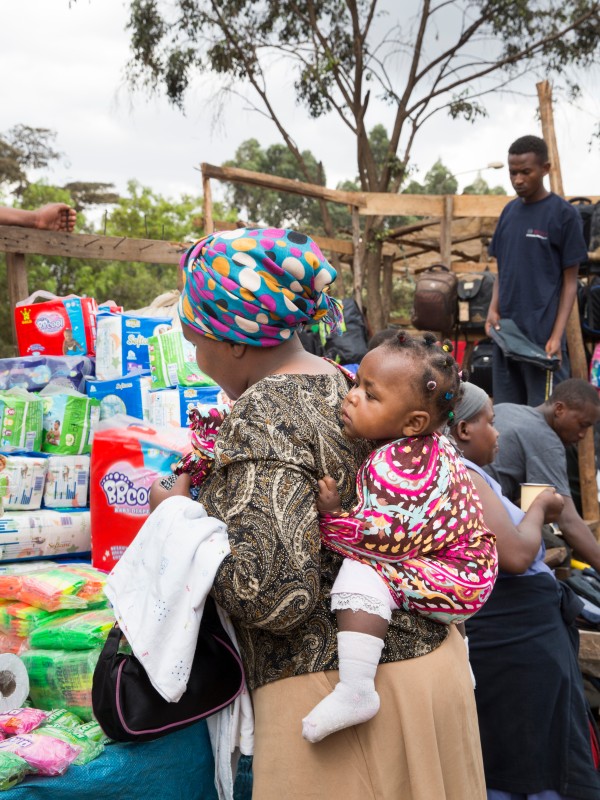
xmin=331 ymin=592 xmax=392 ymax=622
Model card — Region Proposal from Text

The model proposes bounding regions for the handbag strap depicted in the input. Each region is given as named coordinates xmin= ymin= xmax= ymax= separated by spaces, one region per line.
xmin=102 ymin=623 xmax=124 ymax=659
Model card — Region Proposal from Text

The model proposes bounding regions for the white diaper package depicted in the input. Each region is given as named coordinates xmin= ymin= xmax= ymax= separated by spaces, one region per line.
xmin=0 ymin=509 xmax=91 ymax=561
xmin=95 ymin=312 xmax=172 ymax=380
xmin=147 ymin=386 xmax=225 ymax=427
xmin=43 ymin=455 xmax=90 ymax=509
xmin=0 ymin=453 xmax=48 ymax=511
xmin=85 ymin=372 xmax=152 ymax=421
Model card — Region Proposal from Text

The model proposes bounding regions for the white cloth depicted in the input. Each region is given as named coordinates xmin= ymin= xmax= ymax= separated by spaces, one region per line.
xmin=105 ymin=495 xmax=231 ymax=703
xmin=105 ymin=495 xmax=255 ymax=799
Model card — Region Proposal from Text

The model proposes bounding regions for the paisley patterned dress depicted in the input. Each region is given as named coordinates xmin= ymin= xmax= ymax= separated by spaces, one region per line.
xmin=321 ymin=433 xmax=498 ymax=624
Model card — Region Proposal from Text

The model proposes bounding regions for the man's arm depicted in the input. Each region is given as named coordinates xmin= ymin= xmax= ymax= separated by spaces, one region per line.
xmin=0 ymin=204 xmax=76 ymax=232
xmin=557 ymin=494 xmax=600 ymax=572
xmin=545 ymin=264 xmax=579 ymax=358
xmin=485 ymin=276 xmax=501 ymax=336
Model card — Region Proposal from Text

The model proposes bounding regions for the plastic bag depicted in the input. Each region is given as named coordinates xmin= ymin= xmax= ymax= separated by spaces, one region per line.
xmin=0 ymin=707 xmax=47 ymax=736
xmin=21 ymin=648 xmax=102 ymax=721
xmin=57 ymin=564 xmax=107 ymax=607
xmin=0 ymin=732 xmax=80 ymax=775
xmin=40 ymin=708 xmax=82 ymax=730
xmin=0 ymin=601 xmax=72 ymax=638
xmin=2 ymin=569 xmax=88 ymax=612
xmin=0 ymin=752 xmax=29 ymax=790
xmin=35 ymin=723 xmax=104 ymax=765
xmin=30 ymin=609 xmax=114 ymax=651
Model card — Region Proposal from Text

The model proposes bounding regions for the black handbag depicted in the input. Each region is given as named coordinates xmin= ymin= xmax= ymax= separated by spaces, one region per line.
xmin=92 ymin=595 xmax=245 ymax=743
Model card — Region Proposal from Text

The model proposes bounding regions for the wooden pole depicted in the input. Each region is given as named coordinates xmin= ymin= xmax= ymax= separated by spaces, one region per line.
xmin=352 ymin=206 xmax=363 ymax=310
xmin=440 ymin=195 xmax=454 ymax=265
xmin=202 ymin=170 xmax=214 ymax=235
xmin=6 ymin=252 xmax=28 ymax=355
xmin=537 ymin=79 xmax=599 ymax=536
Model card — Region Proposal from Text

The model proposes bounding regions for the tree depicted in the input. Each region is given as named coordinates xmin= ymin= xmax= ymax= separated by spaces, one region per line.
xmin=403 ymin=160 xmax=458 ymax=196
xmin=462 ymin=174 xmax=506 ymax=196
xmin=0 ymin=125 xmax=63 ymax=195
xmin=124 ymin=0 xmax=599 ymax=330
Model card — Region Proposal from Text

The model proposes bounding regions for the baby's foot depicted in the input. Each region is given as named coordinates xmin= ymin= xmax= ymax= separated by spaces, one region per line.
xmin=301 ymin=682 xmax=380 ymax=743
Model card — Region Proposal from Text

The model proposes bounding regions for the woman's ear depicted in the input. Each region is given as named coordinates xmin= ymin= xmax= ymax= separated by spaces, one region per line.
xmin=453 ymin=419 xmax=470 ymax=443
xmin=229 ymin=342 xmax=248 ymax=359
xmin=402 ymin=411 xmax=430 ymax=437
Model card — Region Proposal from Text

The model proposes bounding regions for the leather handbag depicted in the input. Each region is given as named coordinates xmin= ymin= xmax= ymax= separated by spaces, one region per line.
xmin=92 ymin=595 xmax=245 ymax=742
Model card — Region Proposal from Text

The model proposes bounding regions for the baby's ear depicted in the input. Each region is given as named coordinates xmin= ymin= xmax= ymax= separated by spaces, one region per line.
xmin=402 ymin=411 xmax=430 ymax=437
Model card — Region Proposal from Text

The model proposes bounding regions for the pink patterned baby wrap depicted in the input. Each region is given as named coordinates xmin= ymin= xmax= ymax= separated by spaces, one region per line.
xmin=321 ymin=433 xmax=497 ymax=624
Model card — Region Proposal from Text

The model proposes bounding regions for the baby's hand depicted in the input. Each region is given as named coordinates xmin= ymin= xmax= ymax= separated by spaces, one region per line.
xmin=317 ymin=475 xmax=342 ymax=515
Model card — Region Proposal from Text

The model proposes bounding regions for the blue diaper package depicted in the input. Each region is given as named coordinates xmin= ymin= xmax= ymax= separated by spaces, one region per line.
xmin=0 ymin=356 xmax=94 ymax=393
xmin=95 ymin=312 xmax=172 ymax=380
xmin=85 ymin=372 xmax=153 ymax=421
xmin=148 ymin=386 xmax=224 ymax=427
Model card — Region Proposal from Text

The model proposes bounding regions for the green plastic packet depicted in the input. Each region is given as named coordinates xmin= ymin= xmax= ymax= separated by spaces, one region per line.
xmin=29 ymin=609 xmax=115 ymax=651
xmin=35 ymin=724 xmax=104 ymax=765
xmin=76 ymin=719 xmax=112 ymax=745
xmin=40 ymin=708 xmax=83 ymax=730
xmin=0 ymin=751 xmax=30 ymax=790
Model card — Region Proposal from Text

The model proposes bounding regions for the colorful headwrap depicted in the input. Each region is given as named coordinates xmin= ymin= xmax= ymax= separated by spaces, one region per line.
xmin=178 ymin=227 xmax=343 ymax=346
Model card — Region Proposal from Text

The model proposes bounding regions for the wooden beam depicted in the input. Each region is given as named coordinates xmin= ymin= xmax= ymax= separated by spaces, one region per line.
xmin=0 ymin=226 xmax=186 ymax=264
xmin=201 ymin=162 xmax=366 ymax=208
xmin=202 ymin=172 xmax=214 ymax=235
xmin=352 ymin=207 xmax=363 ymax=308
xmin=6 ymin=252 xmax=28 ymax=355
xmin=537 ymin=78 xmax=599 ymax=537
xmin=440 ymin=196 xmax=454 ymax=265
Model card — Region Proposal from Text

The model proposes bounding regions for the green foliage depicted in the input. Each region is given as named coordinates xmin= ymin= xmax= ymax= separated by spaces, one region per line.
xmin=462 ymin=174 xmax=507 ymax=196
xmin=0 ymin=125 xmax=63 ymax=195
xmin=402 ymin=159 xmax=458 ymax=196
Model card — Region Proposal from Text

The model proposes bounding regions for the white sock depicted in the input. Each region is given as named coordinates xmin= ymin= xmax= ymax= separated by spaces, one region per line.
xmin=301 ymin=631 xmax=384 ymax=743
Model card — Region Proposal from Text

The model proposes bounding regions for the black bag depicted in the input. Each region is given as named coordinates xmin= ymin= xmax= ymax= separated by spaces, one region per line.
xmin=92 ymin=595 xmax=245 ymax=743
xmin=579 ymin=275 xmax=600 ymax=340
xmin=569 ymin=197 xmax=600 ymax=274
xmin=465 ymin=339 xmax=494 ymax=396
xmin=324 ymin=298 xmax=369 ymax=365
xmin=456 ymin=269 xmax=495 ymax=331
xmin=411 ymin=264 xmax=458 ymax=335
xmin=489 ymin=319 xmax=560 ymax=371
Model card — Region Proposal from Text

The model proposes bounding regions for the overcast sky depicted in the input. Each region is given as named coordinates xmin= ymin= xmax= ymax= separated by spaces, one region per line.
xmin=1 ymin=0 xmax=599 ymax=210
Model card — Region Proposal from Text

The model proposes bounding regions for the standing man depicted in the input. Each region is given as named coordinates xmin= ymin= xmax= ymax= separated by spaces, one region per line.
xmin=485 ymin=135 xmax=587 ymax=405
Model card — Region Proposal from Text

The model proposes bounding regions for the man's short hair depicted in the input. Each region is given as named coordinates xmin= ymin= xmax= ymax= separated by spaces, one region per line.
xmin=549 ymin=378 xmax=600 ymax=409
xmin=508 ymin=135 xmax=549 ymax=164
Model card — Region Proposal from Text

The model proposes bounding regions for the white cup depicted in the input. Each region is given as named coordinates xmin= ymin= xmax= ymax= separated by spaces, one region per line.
xmin=520 ymin=483 xmax=554 ymax=511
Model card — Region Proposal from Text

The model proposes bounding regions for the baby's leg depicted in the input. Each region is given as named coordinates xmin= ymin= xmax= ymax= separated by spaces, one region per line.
xmin=302 ymin=559 xmax=395 ymax=743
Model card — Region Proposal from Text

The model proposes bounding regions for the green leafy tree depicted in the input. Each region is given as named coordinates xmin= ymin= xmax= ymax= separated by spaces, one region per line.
xmin=403 ymin=160 xmax=458 ymax=196
xmin=0 ymin=125 xmax=63 ymax=196
xmin=123 ymin=0 xmax=600 ymax=330
xmin=462 ymin=174 xmax=506 ymax=196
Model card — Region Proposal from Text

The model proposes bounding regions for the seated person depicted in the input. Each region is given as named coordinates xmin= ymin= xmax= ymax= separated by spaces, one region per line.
xmin=451 ymin=381 xmax=600 ymax=800
xmin=486 ymin=378 xmax=600 ymax=573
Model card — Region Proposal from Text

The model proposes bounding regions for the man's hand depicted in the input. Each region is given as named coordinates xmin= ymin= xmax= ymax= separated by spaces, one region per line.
xmin=34 ymin=203 xmax=77 ymax=232
xmin=545 ymin=334 xmax=562 ymax=361
xmin=484 ymin=311 xmax=501 ymax=337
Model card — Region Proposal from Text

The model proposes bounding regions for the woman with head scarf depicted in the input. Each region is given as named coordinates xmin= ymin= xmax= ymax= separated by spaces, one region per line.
xmin=154 ymin=227 xmax=486 ymax=799
xmin=451 ymin=382 xmax=600 ymax=800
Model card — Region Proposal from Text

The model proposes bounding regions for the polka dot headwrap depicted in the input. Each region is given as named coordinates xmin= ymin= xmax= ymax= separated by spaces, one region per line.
xmin=178 ymin=227 xmax=344 ymax=346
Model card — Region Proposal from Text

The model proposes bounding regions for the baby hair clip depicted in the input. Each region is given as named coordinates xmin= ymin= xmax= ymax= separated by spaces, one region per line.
xmin=427 ymin=380 xmax=437 ymax=391
xmin=445 ymin=391 xmax=453 ymax=400
xmin=448 ymin=410 xmax=455 ymax=421
xmin=442 ymin=343 xmax=452 ymax=352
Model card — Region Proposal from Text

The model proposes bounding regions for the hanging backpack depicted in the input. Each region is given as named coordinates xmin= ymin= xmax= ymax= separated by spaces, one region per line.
xmin=578 ymin=275 xmax=600 ymax=340
xmin=456 ymin=269 xmax=495 ymax=331
xmin=569 ymin=197 xmax=600 ymax=274
xmin=324 ymin=298 xmax=369 ymax=365
xmin=411 ymin=264 xmax=458 ymax=336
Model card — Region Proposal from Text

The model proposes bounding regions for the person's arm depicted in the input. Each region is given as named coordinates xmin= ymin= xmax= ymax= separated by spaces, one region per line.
xmin=556 ymin=495 xmax=600 ymax=573
xmin=545 ymin=264 xmax=579 ymax=358
xmin=469 ymin=471 xmax=563 ymax=573
xmin=0 ymin=203 xmax=76 ymax=232
xmin=485 ymin=276 xmax=501 ymax=336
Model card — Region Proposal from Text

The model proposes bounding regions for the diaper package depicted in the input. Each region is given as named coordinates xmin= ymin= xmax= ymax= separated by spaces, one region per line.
xmin=39 ymin=388 xmax=100 ymax=456
xmin=147 ymin=386 xmax=224 ymax=427
xmin=43 ymin=455 xmax=90 ymax=509
xmin=0 ymin=390 xmax=44 ymax=452
xmin=95 ymin=311 xmax=172 ymax=380
xmin=0 ymin=355 xmax=94 ymax=394
xmin=0 ymin=453 xmax=48 ymax=511
xmin=14 ymin=291 xmax=97 ymax=358
xmin=0 ymin=510 xmax=91 ymax=562
xmin=90 ymin=416 xmax=189 ymax=570
xmin=85 ymin=372 xmax=152 ymax=421
xmin=148 ymin=329 xmax=217 ymax=389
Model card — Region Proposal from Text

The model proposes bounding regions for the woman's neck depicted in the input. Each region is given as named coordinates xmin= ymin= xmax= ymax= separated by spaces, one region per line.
xmin=246 ymin=334 xmax=338 ymax=385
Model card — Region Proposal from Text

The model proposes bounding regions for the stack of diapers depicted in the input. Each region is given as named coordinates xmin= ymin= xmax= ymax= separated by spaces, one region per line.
xmin=0 ymin=390 xmax=44 ymax=452
xmin=95 ymin=311 xmax=172 ymax=380
xmin=39 ymin=387 xmax=99 ymax=456
xmin=0 ymin=355 xmax=94 ymax=394
xmin=148 ymin=328 xmax=217 ymax=388
xmin=85 ymin=372 xmax=152 ymax=421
